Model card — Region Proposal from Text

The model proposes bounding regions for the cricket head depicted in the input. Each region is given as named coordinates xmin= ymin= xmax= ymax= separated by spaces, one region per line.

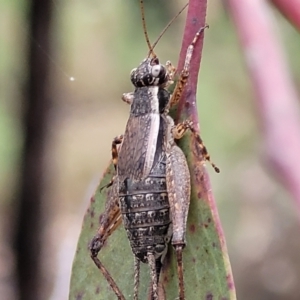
xmin=130 ymin=57 xmax=168 ymax=88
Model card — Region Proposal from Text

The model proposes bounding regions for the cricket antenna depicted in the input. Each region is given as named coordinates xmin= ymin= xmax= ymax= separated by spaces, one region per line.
xmin=139 ymin=0 xmax=156 ymax=58
xmin=149 ymin=2 xmax=188 ymax=55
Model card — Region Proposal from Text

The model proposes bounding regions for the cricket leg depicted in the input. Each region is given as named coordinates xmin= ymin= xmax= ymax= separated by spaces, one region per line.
xmin=166 ymin=140 xmax=191 ymax=300
xmin=163 ymin=116 xmax=193 ymax=300
xmin=122 ymin=92 xmax=134 ymax=105
xmin=112 ymin=135 xmax=123 ymax=171
xmin=133 ymin=257 xmax=140 ymax=300
xmin=165 ymin=60 xmax=176 ymax=88
xmin=89 ymin=180 xmax=125 ymax=300
xmin=165 ymin=117 xmax=218 ymax=299
xmin=175 ymin=245 xmax=185 ymax=300
xmin=169 ymin=25 xmax=208 ymax=108
xmin=147 ymin=253 xmax=159 ymax=300
xmin=100 ymin=135 xmax=124 ymax=191
xmin=147 ymin=257 xmax=165 ymax=300
xmin=172 ymin=120 xmax=220 ymax=173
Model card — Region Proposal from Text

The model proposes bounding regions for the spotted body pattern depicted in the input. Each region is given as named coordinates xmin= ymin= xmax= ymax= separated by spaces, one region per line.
xmin=119 ymin=152 xmax=172 ymax=265
xmin=117 ymin=59 xmax=175 ymax=298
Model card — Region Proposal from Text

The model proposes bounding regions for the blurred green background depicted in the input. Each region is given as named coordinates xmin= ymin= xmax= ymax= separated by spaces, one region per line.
xmin=1 ymin=0 xmax=300 ymax=299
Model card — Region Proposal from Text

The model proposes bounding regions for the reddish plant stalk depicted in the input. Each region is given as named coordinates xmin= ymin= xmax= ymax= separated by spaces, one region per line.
xmin=227 ymin=0 xmax=300 ymax=213
xmin=176 ymin=0 xmax=207 ymax=125
xmin=271 ymin=0 xmax=300 ymax=31
xmin=176 ymin=0 xmax=236 ymax=295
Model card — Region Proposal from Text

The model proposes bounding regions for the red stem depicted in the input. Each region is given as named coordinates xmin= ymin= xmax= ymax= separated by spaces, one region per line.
xmin=227 ymin=0 xmax=300 ymax=214
xmin=271 ymin=0 xmax=300 ymax=32
xmin=176 ymin=0 xmax=207 ymax=125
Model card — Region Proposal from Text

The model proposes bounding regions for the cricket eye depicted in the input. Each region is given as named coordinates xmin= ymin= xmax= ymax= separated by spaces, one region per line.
xmin=151 ymin=65 xmax=161 ymax=77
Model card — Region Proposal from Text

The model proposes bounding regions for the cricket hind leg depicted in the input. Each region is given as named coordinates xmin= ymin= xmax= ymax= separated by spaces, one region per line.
xmin=134 ymin=257 xmax=140 ymax=300
xmin=166 ymin=141 xmax=191 ymax=300
xmin=133 ymin=256 xmax=162 ymax=300
xmin=89 ymin=180 xmax=125 ymax=300
xmin=174 ymin=245 xmax=185 ymax=300
xmin=166 ymin=121 xmax=218 ymax=300
xmin=147 ymin=253 xmax=161 ymax=300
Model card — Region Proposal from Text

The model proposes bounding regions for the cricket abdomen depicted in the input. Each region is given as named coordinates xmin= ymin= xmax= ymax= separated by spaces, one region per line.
xmin=119 ymin=156 xmax=172 ymax=264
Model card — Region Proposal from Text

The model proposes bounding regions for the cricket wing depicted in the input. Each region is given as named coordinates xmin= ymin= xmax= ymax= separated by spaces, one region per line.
xmin=166 ymin=144 xmax=191 ymax=246
xmin=118 ymin=113 xmax=160 ymax=180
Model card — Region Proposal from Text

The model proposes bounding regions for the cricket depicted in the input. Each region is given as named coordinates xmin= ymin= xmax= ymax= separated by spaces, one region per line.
xmin=89 ymin=1 xmax=219 ymax=299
